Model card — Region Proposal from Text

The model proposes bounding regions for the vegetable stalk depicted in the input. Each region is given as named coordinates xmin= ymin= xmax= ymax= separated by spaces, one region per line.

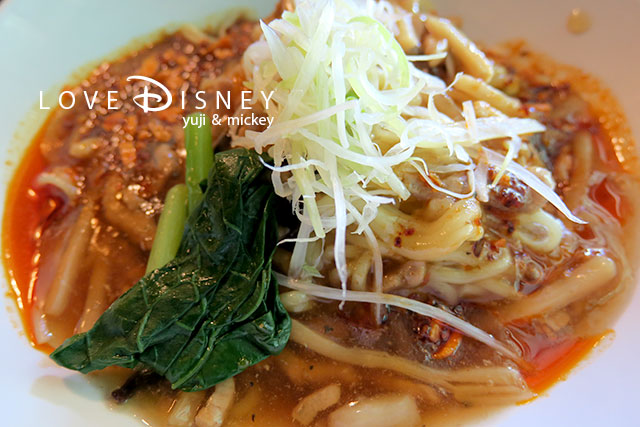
xmin=185 ymin=112 xmax=213 ymax=213
xmin=145 ymin=184 xmax=188 ymax=274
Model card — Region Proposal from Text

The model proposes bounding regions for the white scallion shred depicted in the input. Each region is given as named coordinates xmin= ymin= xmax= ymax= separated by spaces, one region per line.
xmin=276 ymin=273 xmax=523 ymax=363
xmin=233 ymin=0 xmax=582 ymax=298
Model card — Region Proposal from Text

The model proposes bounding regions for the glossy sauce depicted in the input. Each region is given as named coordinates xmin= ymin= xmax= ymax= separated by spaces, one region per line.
xmin=3 ymin=115 xmax=56 ymax=352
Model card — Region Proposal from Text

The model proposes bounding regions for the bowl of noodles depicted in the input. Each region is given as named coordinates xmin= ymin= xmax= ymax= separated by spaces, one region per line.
xmin=1 ymin=0 xmax=639 ymax=426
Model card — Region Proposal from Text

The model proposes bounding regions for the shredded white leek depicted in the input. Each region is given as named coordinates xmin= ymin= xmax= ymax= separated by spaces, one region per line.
xmin=276 ymin=272 xmax=523 ymax=363
xmin=234 ymin=0 xmax=583 ymax=297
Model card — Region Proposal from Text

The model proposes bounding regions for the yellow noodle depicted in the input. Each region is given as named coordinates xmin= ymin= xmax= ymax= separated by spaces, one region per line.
xmin=433 ymin=93 xmax=463 ymax=120
xmin=513 ymin=209 xmax=564 ymax=254
xmin=425 ymin=16 xmax=494 ymax=81
xmin=429 ymin=248 xmax=513 ymax=284
xmin=370 ymin=199 xmax=483 ymax=261
xmin=472 ymin=100 xmax=507 ymax=118
xmin=453 ymin=74 xmax=521 ymax=115
xmin=292 ymin=384 xmax=341 ymax=426
xmin=44 ymin=201 xmax=94 ymax=316
xmin=428 ymin=277 xmax=518 ymax=305
xmin=290 ymin=320 xmax=532 ymax=405
xmin=564 ymin=130 xmax=594 ymax=210
xmin=500 ymin=256 xmax=617 ymax=321
xmin=349 ymin=251 xmax=372 ymax=291
xmin=74 ymin=255 xmax=110 ymax=334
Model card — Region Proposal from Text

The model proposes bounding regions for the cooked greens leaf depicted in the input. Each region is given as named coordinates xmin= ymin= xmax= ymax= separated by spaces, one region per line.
xmin=50 ymin=148 xmax=291 ymax=391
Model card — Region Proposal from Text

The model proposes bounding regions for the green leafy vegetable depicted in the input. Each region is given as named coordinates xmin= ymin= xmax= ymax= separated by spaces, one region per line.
xmin=51 ymin=148 xmax=291 ymax=391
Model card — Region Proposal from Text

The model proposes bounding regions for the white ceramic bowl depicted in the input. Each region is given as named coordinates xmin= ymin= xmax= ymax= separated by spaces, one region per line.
xmin=1 ymin=0 xmax=638 ymax=426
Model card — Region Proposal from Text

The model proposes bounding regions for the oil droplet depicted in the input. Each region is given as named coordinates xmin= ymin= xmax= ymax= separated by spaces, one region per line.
xmin=567 ymin=8 xmax=592 ymax=34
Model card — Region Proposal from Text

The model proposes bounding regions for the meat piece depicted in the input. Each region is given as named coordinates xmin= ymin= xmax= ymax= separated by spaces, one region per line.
xmin=101 ymin=174 xmax=157 ymax=250
xmin=486 ymin=168 xmax=532 ymax=213
xmin=382 ymin=260 xmax=427 ymax=291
